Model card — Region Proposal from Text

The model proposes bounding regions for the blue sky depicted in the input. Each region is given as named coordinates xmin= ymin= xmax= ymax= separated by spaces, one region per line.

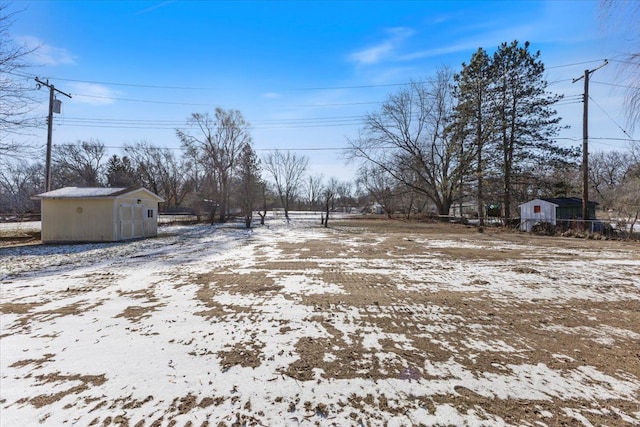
xmin=8 ymin=0 xmax=637 ymax=180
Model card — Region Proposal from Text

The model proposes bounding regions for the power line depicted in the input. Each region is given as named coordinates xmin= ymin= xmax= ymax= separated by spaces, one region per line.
xmin=546 ymin=59 xmax=610 ymax=69
xmin=591 ymin=80 xmax=640 ymax=90
xmin=588 ymin=95 xmax=634 ymax=141
xmin=11 ymin=58 xmax=615 ymax=94
xmin=609 ymin=59 xmax=640 ymax=66
xmin=48 ymin=143 xmax=362 ymax=152
xmin=73 ymin=94 xmax=218 ymax=107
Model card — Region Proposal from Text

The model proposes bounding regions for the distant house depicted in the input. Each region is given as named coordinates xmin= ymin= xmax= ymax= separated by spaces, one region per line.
xmin=33 ymin=187 xmax=164 ymax=243
xmin=519 ymin=197 xmax=598 ymax=232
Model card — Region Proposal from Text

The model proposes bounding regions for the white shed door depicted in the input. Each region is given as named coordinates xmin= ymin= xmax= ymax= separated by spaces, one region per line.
xmin=119 ymin=204 xmax=144 ymax=239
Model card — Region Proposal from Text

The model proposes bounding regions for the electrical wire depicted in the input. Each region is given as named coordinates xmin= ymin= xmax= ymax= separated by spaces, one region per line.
xmin=11 ymin=57 xmax=638 ymax=154
xmin=588 ymin=95 xmax=635 ymax=141
xmin=591 ymin=80 xmax=640 ymax=90
xmin=9 ymin=58 xmax=616 ymax=95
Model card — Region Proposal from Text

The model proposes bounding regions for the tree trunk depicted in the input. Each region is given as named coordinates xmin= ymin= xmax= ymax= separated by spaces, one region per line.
xmin=630 ymin=211 xmax=638 ymax=235
xmin=477 ymin=140 xmax=484 ymax=227
xmin=324 ymin=205 xmax=330 ymax=228
xmin=245 ymin=214 xmax=252 ymax=228
xmin=219 ymin=175 xmax=229 ymax=223
xmin=209 ymin=206 xmax=218 ymax=225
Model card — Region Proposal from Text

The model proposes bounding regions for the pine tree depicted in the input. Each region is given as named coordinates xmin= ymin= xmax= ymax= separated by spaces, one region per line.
xmin=237 ymin=143 xmax=262 ymax=228
xmin=453 ymin=48 xmax=494 ymax=225
xmin=490 ymin=41 xmax=569 ymax=218
xmin=106 ymin=154 xmax=137 ymax=188
xmin=454 ymin=41 xmax=576 ymax=221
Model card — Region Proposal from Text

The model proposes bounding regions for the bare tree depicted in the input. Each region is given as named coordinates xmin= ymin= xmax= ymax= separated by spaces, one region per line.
xmin=336 ymin=181 xmax=353 ymax=212
xmin=356 ymin=165 xmax=398 ymax=218
xmin=306 ymin=174 xmax=324 ymax=211
xmin=617 ymin=178 xmax=640 ymax=234
xmin=601 ymin=0 xmax=640 ymax=129
xmin=177 ymin=108 xmax=251 ymax=222
xmin=262 ymin=150 xmax=308 ymax=221
xmin=124 ymin=142 xmax=192 ymax=209
xmin=52 ymin=140 xmax=106 ymax=188
xmin=322 ymin=177 xmax=338 ymax=227
xmin=256 ymin=180 xmax=270 ymax=226
xmin=348 ymin=68 xmax=472 ymax=216
xmin=589 ymin=150 xmax=633 ymax=210
xmin=0 ymin=4 xmax=39 ymax=161
xmin=0 ymin=160 xmax=42 ymax=213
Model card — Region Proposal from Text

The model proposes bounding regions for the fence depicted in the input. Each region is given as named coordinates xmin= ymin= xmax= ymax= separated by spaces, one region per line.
xmin=520 ymin=218 xmax=639 ymax=236
xmin=0 ymin=213 xmax=41 ymax=222
xmin=270 ymin=210 xmax=358 ymax=222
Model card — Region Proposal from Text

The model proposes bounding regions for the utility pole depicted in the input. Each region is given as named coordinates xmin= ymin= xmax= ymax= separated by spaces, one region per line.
xmin=35 ymin=77 xmax=72 ymax=192
xmin=572 ymin=60 xmax=607 ymax=225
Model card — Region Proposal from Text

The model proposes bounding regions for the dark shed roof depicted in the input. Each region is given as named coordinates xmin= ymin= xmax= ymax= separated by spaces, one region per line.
xmin=539 ymin=197 xmax=598 ymax=207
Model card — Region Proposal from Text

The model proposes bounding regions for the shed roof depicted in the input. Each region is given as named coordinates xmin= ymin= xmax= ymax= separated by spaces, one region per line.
xmin=539 ymin=197 xmax=598 ymax=207
xmin=33 ymin=187 xmax=164 ymax=201
xmin=519 ymin=197 xmax=599 ymax=208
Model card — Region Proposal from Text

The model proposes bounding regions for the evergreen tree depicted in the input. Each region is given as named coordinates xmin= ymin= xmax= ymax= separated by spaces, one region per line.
xmin=453 ymin=48 xmax=494 ymax=225
xmin=490 ymin=41 xmax=570 ymax=218
xmin=454 ymin=41 xmax=577 ymax=220
xmin=105 ymin=154 xmax=137 ymax=188
xmin=236 ymin=143 xmax=262 ymax=228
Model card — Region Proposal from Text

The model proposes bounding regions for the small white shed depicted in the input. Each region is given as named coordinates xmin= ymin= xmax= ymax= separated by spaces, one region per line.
xmin=519 ymin=197 xmax=598 ymax=232
xmin=519 ymin=198 xmax=558 ymax=232
xmin=33 ymin=187 xmax=164 ymax=243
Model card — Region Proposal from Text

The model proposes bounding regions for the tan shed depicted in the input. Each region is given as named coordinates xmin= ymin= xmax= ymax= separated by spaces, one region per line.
xmin=33 ymin=187 xmax=164 ymax=243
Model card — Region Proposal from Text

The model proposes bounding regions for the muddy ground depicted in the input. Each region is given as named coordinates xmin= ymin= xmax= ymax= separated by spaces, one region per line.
xmin=1 ymin=219 xmax=639 ymax=426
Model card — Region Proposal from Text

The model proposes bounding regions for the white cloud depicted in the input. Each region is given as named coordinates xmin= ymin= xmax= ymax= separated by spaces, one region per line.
xmin=348 ymin=27 xmax=414 ymax=65
xmin=262 ymin=92 xmax=282 ymax=99
xmin=68 ymin=82 xmax=119 ymax=106
xmin=17 ymin=36 xmax=77 ymax=66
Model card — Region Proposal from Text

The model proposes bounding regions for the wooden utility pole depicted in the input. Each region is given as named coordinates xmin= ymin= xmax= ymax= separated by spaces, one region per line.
xmin=35 ymin=77 xmax=72 ymax=192
xmin=572 ymin=60 xmax=607 ymax=224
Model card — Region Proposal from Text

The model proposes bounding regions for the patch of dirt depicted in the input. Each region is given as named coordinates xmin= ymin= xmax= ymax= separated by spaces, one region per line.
xmin=9 ymin=353 xmax=56 ymax=369
xmin=27 ymin=372 xmax=107 ymax=408
xmin=0 ymin=230 xmax=41 ymax=247
xmin=115 ymin=304 xmax=164 ymax=323
xmin=1 ymin=300 xmax=103 ymax=334
xmin=218 ymin=341 xmax=266 ymax=371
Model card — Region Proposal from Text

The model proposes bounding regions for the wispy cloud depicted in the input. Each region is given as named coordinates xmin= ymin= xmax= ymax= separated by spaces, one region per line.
xmin=135 ymin=1 xmax=175 ymax=15
xmin=398 ymin=23 xmax=538 ymax=62
xmin=68 ymin=83 xmax=119 ymax=106
xmin=262 ymin=92 xmax=282 ymax=99
xmin=348 ymin=27 xmax=414 ymax=66
xmin=399 ymin=40 xmax=486 ymax=61
xmin=17 ymin=36 xmax=76 ymax=66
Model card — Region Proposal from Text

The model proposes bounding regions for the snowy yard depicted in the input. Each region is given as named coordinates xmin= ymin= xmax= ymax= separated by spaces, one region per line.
xmin=1 ymin=220 xmax=639 ymax=426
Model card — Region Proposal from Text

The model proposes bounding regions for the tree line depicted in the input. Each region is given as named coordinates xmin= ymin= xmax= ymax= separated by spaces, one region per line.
xmin=348 ymin=41 xmax=639 ymax=225
xmin=0 ymin=108 xmax=359 ymax=228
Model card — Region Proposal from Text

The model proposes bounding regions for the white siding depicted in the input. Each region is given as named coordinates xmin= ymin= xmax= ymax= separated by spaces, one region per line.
xmin=519 ymin=199 xmax=557 ymax=232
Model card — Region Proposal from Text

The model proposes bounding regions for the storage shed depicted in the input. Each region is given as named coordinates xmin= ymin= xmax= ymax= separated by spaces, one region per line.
xmin=519 ymin=197 xmax=597 ymax=232
xmin=33 ymin=187 xmax=164 ymax=243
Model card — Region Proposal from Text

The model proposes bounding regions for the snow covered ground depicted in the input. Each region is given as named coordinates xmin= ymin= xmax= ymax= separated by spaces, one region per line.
xmin=1 ymin=220 xmax=639 ymax=426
